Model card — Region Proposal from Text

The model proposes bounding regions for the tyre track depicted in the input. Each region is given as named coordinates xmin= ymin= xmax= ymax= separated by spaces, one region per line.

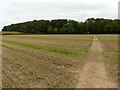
xmin=77 ymin=35 xmax=117 ymax=88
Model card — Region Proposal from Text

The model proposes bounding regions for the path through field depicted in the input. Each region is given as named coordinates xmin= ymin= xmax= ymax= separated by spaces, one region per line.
xmin=77 ymin=35 xmax=117 ymax=88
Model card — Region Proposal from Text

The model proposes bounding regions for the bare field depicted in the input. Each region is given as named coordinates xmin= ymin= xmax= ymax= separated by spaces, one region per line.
xmin=2 ymin=34 xmax=118 ymax=88
xmin=2 ymin=35 xmax=93 ymax=88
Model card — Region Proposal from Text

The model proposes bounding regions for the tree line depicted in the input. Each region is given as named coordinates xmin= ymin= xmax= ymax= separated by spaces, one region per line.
xmin=2 ymin=18 xmax=120 ymax=34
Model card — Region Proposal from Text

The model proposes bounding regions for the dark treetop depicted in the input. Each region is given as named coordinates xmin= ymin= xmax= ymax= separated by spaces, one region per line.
xmin=2 ymin=18 xmax=120 ymax=34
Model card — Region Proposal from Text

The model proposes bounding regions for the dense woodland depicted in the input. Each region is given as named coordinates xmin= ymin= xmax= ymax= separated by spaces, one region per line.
xmin=2 ymin=18 xmax=120 ymax=34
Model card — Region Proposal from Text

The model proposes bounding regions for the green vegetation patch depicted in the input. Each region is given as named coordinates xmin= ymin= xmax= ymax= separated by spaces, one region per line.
xmin=16 ymin=36 xmax=93 ymax=42
xmin=33 ymin=37 xmax=92 ymax=42
xmin=1 ymin=31 xmax=25 ymax=35
xmin=100 ymin=39 xmax=118 ymax=42
xmin=3 ymin=40 xmax=86 ymax=57
xmin=2 ymin=18 xmax=119 ymax=34
xmin=103 ymin=51 xmax=119 ymax=65
xmin=103 ymin=50 xmax=119 ymax=81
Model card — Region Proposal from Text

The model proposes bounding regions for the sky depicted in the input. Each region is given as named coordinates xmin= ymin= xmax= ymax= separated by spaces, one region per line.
xmin=0 ymin=0 xmax=119 ymax=30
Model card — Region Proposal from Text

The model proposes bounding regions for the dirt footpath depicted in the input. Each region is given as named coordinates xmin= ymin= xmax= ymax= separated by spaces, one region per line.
xmin=77 ymin=35 xmax=117 ymax=88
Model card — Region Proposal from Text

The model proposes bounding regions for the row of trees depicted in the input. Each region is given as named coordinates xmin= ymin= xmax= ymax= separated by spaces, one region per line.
xmin=2 ymin=18 xmax=120 ymax=34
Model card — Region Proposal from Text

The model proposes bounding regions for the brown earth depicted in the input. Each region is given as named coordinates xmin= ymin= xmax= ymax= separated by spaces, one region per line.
xmin=76 ymin=35 xmax=117 ymax=88
xmin=2 ymin=35 xmax=118 ymax=88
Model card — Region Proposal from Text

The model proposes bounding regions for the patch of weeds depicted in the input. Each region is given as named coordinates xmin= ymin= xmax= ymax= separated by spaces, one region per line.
xmin=2 ymin=31 xmax=25 ymax=35
xmin=2 ymin=81 xmax=11 ymax=88
xmin=25 ymin=36 xmax=93 ymax=42
xmin=103 ymin=50 xmax=118 ymax=82
xmin=104 ymin=51 xmax=118 ymax=65
xmin=100 ymin=39 xmax=118 ymax=42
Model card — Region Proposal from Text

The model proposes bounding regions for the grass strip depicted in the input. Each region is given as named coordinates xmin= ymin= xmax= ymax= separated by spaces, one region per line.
xmin=13 ymin=36 xmax=93 ymax=42
xmin=1 ymin=31 xmax=25 ymax=35
xmin=3 ymin=40 xmax=85 ymax=57
xmin=34 ymin=37 xmax=92 ymax=42
xmin=100 ymin=40 xmax=118 ymax=42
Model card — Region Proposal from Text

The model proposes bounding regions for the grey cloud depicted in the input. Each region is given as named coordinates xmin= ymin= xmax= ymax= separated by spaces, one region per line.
xmin=0 ymin=0 xmax=119 ymax=30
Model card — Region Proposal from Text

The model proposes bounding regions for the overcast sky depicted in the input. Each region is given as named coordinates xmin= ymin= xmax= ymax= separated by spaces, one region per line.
xmin=0 ymin=0 xmax=119 ymax=30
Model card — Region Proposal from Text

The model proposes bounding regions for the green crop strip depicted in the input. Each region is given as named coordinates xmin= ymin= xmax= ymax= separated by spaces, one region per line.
xmin=32 ymin=37 xmax=92 ymax=42
xmin=3 ymin=40 xmax=86 ymax=57
xmin=100 ymin=40 xmax=118 ymax=42
xmin=13 ymin=36 xmax=93 ymax=42
xmin=2 ymin=32 xmax=25 ymax=35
